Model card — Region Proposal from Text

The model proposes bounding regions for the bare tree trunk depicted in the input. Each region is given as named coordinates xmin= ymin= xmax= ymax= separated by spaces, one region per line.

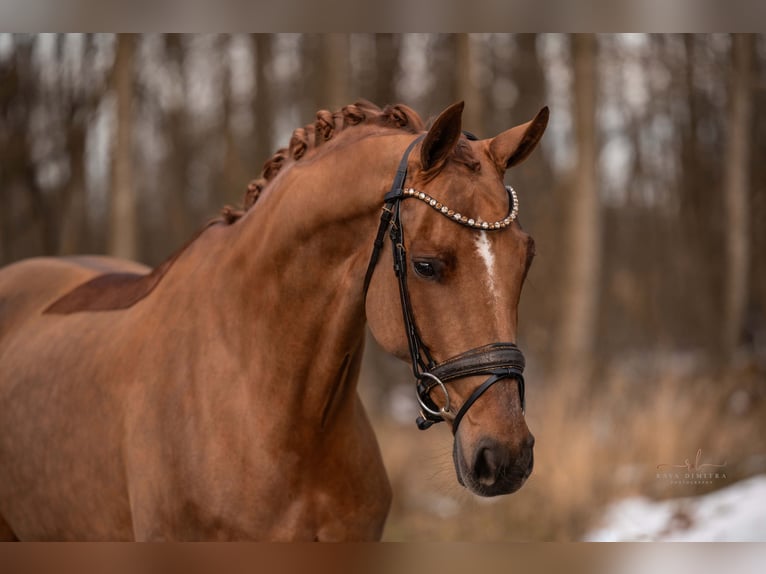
xmin=428 ymin=34 xmax=459 ymax=116
xmin=157 ymin=34 xmax=198 ymax=259
xmin=554 ymin=34 xmax=600 ymax=388
xmin=215 ymin=35 xmax=245 ymax=207
xmin=320 ymin=34 xmax=351 ymax=110
xmin=374 ymin=34 xmax=400 ymax=105
xmin=299 ymin=34 xmax=321 ymax=121
xmin=722 ymin=34 xmax=755 ymax=364
xmin=59 ymin=34 xmax=100 ymax=256
xmin=251 ymin=34 xmax=273 ymax=166
xmin=511 ymin=35 xmax=547 ymax=122
xmin=58 ymin=124 xmax=87 ymax=255
xmin=108 ymin=33 xmax=137 ymax=260
xmin=456 ymin=34 xmax=482 ymax=133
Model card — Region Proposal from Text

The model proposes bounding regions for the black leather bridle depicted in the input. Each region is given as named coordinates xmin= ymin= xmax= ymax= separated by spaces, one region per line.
xmin=363 ymin=133 xmax=526 ymax=433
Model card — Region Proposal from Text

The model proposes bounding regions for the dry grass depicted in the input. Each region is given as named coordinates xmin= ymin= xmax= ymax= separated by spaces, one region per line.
xmin=364 ymin=361 xmax=766 ymax=541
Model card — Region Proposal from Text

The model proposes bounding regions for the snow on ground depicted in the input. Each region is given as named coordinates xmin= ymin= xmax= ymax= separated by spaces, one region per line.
xmin=585 ymin=474 xmax=766 ymax=541
xmin=603 ymin=544 xmax=766 ymax=574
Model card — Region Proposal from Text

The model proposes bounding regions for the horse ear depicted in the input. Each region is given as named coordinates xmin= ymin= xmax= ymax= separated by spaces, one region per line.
xmin=489 ymin=106 xmax=549 ymax=172
xmin=420 ymin=101 xmax=464 ymax=171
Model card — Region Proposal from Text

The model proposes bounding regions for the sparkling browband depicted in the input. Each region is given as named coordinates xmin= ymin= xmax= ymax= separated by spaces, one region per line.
xmin=403 ymin=185 xmax=519 ymax=230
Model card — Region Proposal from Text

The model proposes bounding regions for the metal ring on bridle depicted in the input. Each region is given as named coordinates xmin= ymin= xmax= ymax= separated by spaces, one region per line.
xmin=416 ymin=372 xmax=452 ymax=418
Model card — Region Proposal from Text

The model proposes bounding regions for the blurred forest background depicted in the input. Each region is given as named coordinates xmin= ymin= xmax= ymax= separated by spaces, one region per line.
xmin=1 ymin=33 xmax=765 ymax=540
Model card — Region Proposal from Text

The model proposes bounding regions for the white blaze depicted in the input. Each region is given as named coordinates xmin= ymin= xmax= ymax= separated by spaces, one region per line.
xmin=474 ymin=231 xmax=499 ymax=304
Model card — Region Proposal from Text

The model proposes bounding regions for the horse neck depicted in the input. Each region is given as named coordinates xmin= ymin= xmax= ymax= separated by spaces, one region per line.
xmin=194 ymin=131 xmax=412 ymax=428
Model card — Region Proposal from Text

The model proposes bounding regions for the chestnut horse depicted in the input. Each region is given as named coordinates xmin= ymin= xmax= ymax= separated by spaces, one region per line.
xmin=0 ymin=100 xmax=548 ymax=540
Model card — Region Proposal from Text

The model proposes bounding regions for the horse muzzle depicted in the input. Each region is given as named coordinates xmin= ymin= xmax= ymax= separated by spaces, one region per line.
xmin=417 ymin=343 xmax=532 ymax=496
xmin=454 ymin=432 xmax=535 ymax=496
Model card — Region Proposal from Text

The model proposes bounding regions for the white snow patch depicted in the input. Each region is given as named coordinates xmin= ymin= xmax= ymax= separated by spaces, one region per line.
xmin=606 ymin=544 xmax=765 ymax=574
xmin=585 ymin=474 xmax=766 ymax=542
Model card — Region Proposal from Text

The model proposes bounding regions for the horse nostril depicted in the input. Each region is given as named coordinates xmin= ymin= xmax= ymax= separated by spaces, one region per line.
xmin=525 ymin=433 xmax=535 ymax=449
xmin=473 ymin=446 xmax=499 ymax=486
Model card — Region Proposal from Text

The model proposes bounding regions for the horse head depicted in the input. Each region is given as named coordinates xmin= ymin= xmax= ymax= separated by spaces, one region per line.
xmin=365 ymin=102 xmax=549 ymax=496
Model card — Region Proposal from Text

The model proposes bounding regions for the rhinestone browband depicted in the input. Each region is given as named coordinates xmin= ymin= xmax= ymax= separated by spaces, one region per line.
xmin=403 ymin=185 xmax=518 ymax=230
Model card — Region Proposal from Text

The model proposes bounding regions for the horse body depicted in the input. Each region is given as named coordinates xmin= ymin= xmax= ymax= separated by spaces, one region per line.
xmin=0 ymin=101 xmax=548 ymax=540
xmin=0 ymin=132 xmax=397 ymax=540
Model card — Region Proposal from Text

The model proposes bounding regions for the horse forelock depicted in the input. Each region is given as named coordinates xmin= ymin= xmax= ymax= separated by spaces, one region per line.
xmin=219 ymin=100 xmax=479 ymax=225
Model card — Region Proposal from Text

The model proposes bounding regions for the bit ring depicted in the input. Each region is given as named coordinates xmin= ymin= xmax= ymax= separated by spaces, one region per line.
xmin=416 ymin=372 xmax=453 ymax=419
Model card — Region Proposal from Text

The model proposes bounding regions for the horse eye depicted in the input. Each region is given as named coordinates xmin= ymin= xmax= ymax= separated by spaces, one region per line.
xmin=413 ymin=261 xmax=436 ymax=278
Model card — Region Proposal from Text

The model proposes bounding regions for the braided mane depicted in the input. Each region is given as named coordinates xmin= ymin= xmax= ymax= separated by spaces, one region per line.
xmin=49 ymin=101 xmax=481 ymax=314
xmin=220 ymin=100 xmax=480 ymax=225
xmin=220 ymin=101 xmax=423 ymax=224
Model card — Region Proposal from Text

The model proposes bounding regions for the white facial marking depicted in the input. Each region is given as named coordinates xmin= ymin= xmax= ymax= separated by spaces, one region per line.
xmin=474 ymin=231 xmax=499 ymax=305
